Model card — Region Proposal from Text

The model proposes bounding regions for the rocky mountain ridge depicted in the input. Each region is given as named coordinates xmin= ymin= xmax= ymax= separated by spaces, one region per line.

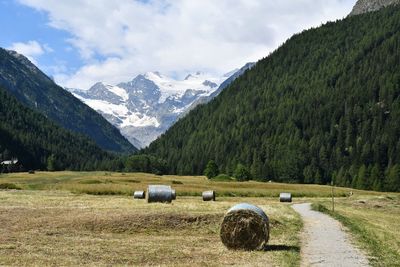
xmin=350 ymin=0 xmax=400 ymax=15
xmin=68 ymin=65 xmax=253 ymax=148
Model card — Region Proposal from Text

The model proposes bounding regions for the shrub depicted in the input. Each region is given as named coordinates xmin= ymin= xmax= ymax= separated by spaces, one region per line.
xmin=234 ymin=164 xmax=252 ymax=181
xmin=204 ymin=160 xmax=219 ymax=179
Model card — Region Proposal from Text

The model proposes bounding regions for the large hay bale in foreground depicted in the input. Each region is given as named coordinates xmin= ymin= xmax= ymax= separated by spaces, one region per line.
xmin=147 ymin=185 xmax=174 ymax=203
xmin=133 ymin=191 xmax=146 ymax=199
xmin=220 ymin=203 xmax=269 ymax=250
xmin=202 ymin=190 xmax=216 ymax=201
xmin=279 ymin=193 xmax=292 ymax=202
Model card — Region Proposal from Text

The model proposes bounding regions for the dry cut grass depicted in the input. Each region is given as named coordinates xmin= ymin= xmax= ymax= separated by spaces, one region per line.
xmin=0 ymin=190 xmax=302 ymax=266
xmin=0 ymin=171 xmax=380 ymax=197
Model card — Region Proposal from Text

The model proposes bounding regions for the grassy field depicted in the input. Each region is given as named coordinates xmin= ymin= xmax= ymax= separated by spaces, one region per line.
xmin=313 ymin=194 xmax=400 ymax=267
xmin=0 ymin=171 xmax=398 ymax=266
xmin=0 ymin=192 xmax=302 ymax=266
xmin=0 ymin=171 xmax=381 ymax=197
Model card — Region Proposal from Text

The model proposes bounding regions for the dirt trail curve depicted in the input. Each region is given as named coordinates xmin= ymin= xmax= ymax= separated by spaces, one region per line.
xmin=292 ymin=203 xmax=370 ymax=267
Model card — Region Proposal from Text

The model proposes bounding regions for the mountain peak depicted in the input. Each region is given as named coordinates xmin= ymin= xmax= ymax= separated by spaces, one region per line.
xmin=90 ymin=81 xmax=106 ymax=89
xmin=184 ymin=74 xmax=193 ymax=80
xmin=144 ymin=71 xmax=164 ymax=80
xmin=184 ymin=71 xmax=206 ymax=80
xmin=350 ymin=0 xmax=400 ymax=16
xmin=70 ymin=66 xmax=249 ymax=148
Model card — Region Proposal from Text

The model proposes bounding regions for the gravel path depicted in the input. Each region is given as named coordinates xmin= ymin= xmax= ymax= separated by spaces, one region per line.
xmin=292 ymin=203 xmax=370 ymax=267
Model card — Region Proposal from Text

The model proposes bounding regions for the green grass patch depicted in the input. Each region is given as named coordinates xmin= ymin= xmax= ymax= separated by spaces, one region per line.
xmin=25 ymin=184 xmax=47 ymax=190
xmin=119 ymin=179 xmax=140 ymax=183
xmin=78 ymin=179 xmax=103 ymax=184
xmin=70 ymin=187 xmax=131 ymax=196
xmin=210 ymin=174 xmax=235 ymax=182
xmin=311 ymin=202 xmax=400 ymax=266
xmin=0 ymin=183 xmax=21 ymax=190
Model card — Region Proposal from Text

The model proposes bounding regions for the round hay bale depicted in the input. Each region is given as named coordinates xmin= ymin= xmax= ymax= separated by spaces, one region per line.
xmin=202 ymin=190 xmax=216 ymax=201
xmin=133 ymin=191 xmax=146 ymax=199
xmin=279 ymin=193 xmax=292 ymax=202
xmin=220 ymin=203 xmax=269 ymax=250
xmin=147 ymin=185 xmax=174 ymax=203
xmin=171 ymin=189 xmax=176 ymax=200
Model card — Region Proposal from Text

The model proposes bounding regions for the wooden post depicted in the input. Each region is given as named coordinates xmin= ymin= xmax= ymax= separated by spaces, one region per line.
xmin=331 ymin=180 xmax=335 ymax=212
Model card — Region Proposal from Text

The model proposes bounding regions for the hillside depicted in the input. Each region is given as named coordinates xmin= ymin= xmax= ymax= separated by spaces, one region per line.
xmin=350 ymin=0 xmax=400 ymax=15
xmin=0 ymin=49 xmax=136 ymax=153
xmin=0 ymin=86 xmax=113 ymax=171
xmin=145 ymin=6 xmax=400 ymax=192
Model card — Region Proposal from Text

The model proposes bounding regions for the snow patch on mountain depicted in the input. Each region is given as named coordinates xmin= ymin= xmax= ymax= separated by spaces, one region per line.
xmin=67 ymin=65 xmax=254 ymax=148
xmin=107 ymin=85 xmax=129 ymax=101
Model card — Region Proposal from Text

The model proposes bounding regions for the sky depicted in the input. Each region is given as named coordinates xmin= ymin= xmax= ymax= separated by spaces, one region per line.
xmin=0 ymin=0 xmax=357 ymax=89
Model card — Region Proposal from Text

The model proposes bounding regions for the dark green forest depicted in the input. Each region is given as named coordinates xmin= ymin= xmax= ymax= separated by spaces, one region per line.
xmin=0 ymin=87 xmax=167 ymax=174
xmin=145 ymin=6 xmax=400 ymax=192
xmin=0 ymin=48 xmax=136 ymax=153
xmin=0 ymin=86 xmax=113 ymax=171
xmin=0 ymin=86 xmax=167 ymax=173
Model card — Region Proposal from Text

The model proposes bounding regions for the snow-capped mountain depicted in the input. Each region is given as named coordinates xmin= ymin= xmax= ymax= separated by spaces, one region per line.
xmin=67 ymin=64 xmax=254 ymax=148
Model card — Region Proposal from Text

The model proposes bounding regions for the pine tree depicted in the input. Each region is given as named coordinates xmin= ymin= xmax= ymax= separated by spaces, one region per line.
xmin=370 ymin=164 xmax=382 ymax=191
xmin=250 ymin=152 xmax=263 ymax=180
xmin=356 ymin=165 xmax=368 ymax=189
xmin=314 ymin=170 xmax=322 ymax=185
xmin=385 ymin=164 xmax=400 ymax=192
xmin=47 ymin=154 xmax=57 ymax=172
xmin=336 ymin=167 xmax=345 ymax=187
xmin=303 ymin=165 xmax=314 ymax=184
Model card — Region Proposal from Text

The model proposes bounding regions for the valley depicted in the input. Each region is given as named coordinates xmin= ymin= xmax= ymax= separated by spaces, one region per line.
xmin=1 ymin=0 xmax=400 ymax=266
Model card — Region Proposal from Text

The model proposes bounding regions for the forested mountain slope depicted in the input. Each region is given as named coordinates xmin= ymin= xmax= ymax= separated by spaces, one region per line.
xmin=0 ymin=86 xmax=112 ymax=171
xmin=145 ymin=6 xmax=400 ymax=192
xmin=0 ymin=49 xmax=136 ymax=153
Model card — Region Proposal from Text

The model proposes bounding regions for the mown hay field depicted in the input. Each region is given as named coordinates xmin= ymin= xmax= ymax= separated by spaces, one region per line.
xmin=0 ymin=191 xmax=302 ymax=266
xmin=0 ymin=171 xmax=395 ymax=266
xmin=0 ymin=171 xmax=381 ymax=197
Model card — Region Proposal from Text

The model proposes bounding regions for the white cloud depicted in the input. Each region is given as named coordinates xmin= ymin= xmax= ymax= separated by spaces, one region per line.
xmin=8 ymin=40 xmax=49 ymax=64
xmin=18 ymin=0 xmax=356 ymax=89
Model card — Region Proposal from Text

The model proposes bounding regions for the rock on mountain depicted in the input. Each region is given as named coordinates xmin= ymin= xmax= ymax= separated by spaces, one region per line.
xmin=68 ymin=66 xmax=252 ymax=148
xmin=0 ymin=48 xmax=136 ymax=153
xmin=350 ymin=0 xmax=400 ymax=15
